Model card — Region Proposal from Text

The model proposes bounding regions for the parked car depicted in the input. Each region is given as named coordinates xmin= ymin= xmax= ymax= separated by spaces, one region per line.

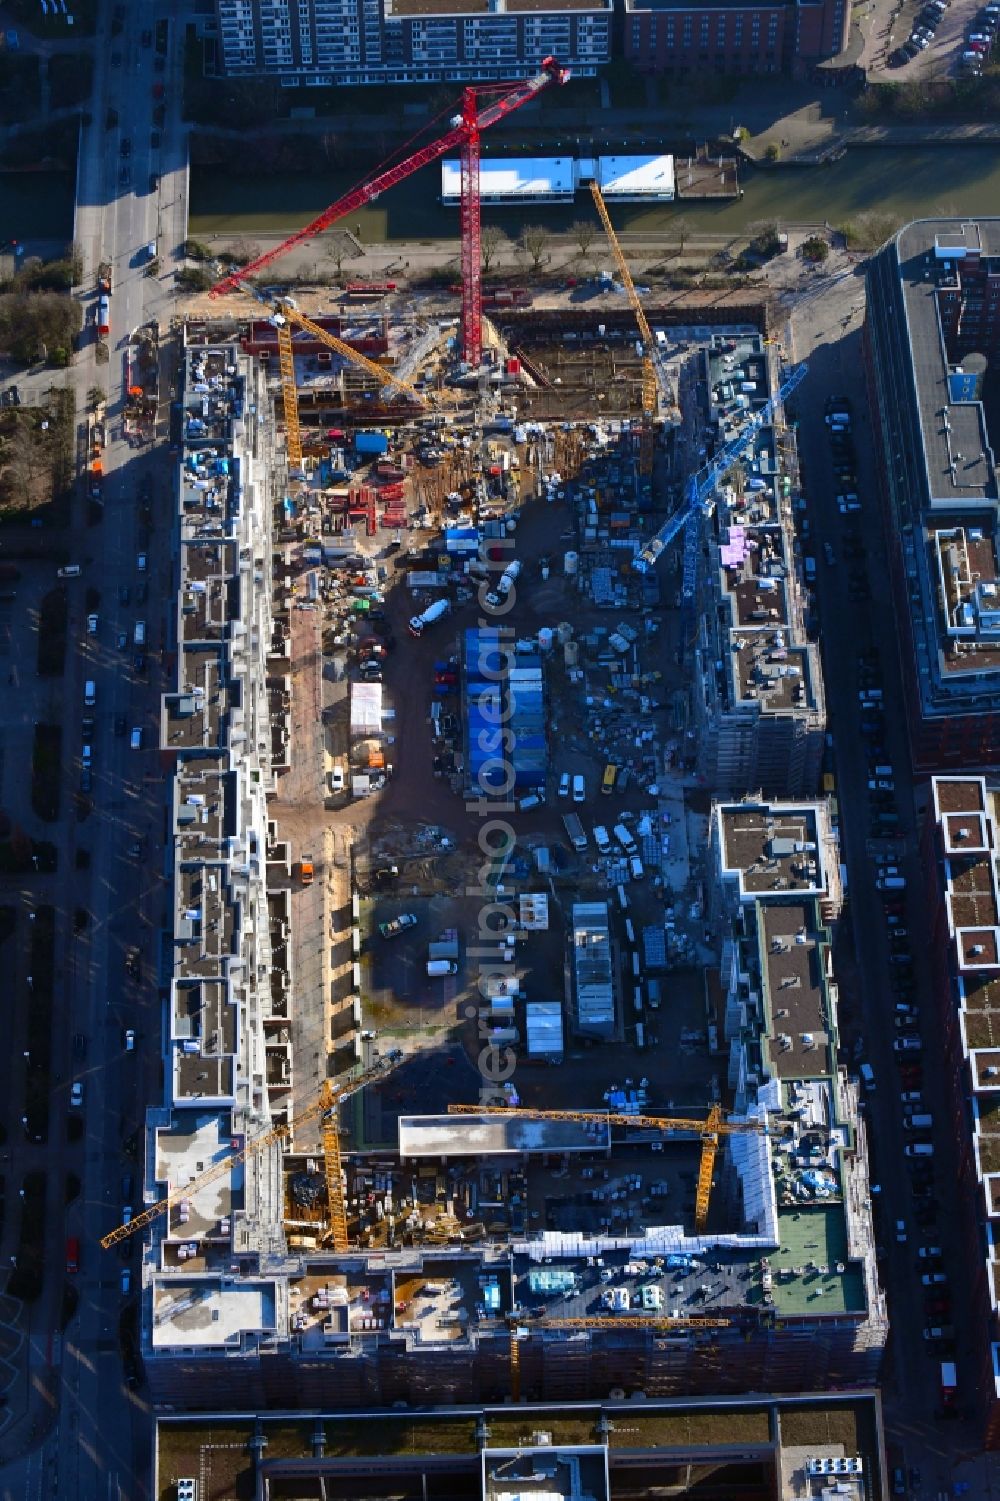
xmin=558 ymin=772 xmax=570 ymax=798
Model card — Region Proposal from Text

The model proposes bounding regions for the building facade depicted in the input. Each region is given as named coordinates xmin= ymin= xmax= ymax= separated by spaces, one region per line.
xmin=692 ymin=333 xmax=826 ymax=798
xmin=865 ymin=219 xmax=1000 ymax=772
xmin=922 ymin=775 xmax=1000 ymax=1447
xmin=212 ymin=0 xmax=847 ymax=81
xmin=214 ymin=0 xmax=611 ymax=84
xmin=624 ymin=0 xmax=848 ymax=75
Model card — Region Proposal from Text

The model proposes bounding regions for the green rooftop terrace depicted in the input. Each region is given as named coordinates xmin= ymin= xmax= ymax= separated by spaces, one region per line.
xmin=770 ymin=1203 xmax=867 ymax=1316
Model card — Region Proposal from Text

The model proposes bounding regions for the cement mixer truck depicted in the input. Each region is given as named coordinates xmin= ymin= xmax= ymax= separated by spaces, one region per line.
xmin=408 ymin=597 xmax=450 ymax=638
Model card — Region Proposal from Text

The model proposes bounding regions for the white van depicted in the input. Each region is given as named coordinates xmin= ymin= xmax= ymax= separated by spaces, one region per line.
xmin=904 ymin=1142 xmax=934 ymax=1157
xmin=84 ymin=679 xmax=96 ymax=706
xmin=613 ymin=822 xmax=637 ymax=855
xmin=629 ymin=854 xmax=644 ymax=881
xmin=593 ymin=825 xmax=611 ymax=853
xmin=57 ymin=564 xmax=81 ymax=579
xmin=134 ymin=620 xmax=146 ymax=647
xmin=904 ymin=1114 xmax=933 ymax=1131
xmin=130 ymin=727 xmax=142 ymax=750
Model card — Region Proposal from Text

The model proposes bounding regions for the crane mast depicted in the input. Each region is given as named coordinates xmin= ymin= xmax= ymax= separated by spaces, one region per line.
xmin=100 ymin=1053 xmax=402 ymax=1250
xmin=210 ymin=58 xmax=570 ymax=366
xmin=634 ymin=360 xmax=809 ymax=652
xmin=447 ymin=1101 xmax=776 ymax=1231
xmin=589 ymin=178 xmax=675 ymax=467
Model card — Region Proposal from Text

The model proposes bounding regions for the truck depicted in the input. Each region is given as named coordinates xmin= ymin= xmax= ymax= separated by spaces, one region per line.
xmin=408 ymin=597 xmax=450 ymax=638
xmin=97 ymin=296 xmax=111 ymax=336
xmin=65 ymin=1236 xmax=80 ymax=1274
xmin=297 ymin=855 xmax=314 ymax=885
xmin=97 ymin=262 xmax=112 ymax=295
xmin=562 ymin=813 xmax=587 ymax=853
xmin=940 ymin=1360 xmax=957 ymax=1411
xmin=407 ymin=571 xmax=447 ymax=592
xmin=485 ymin=560 xmax=521 ymax=608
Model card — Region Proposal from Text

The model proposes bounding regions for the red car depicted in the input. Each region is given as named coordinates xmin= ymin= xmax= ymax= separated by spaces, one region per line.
xmin=152 ymin=82 xmax=165 ymax=98
xmin=435 ymin=670 xmax=458 ymax=685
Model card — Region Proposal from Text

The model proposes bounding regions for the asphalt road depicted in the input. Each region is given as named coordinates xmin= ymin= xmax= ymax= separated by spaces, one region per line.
xmin=0 ymin=4 xmax=188 ymax=1498
xmin=789 ymin=291 xmax=981 ymax=1496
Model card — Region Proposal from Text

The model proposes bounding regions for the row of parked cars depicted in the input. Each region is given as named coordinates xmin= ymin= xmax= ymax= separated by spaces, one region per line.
xmin=960 ymin=2 xmax=999 ymax=72
xmin=890 ymin=0 xmax=949 ymax=64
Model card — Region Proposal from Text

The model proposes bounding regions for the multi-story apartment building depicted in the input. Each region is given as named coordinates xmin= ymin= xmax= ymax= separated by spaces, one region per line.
xmin=213 ymin=0 xmax=849 ymax=81
xmin=692 ymin=334 xmax=826 ymax=797
xmin=623 ymin=0 xmax=849 ymax=76
xmin=140 ymin=523 xmax=885 ymax=1423
xmin=865 ymin=219 xmax=1000 ymax=772
xmin=922 ymin=775 xmax=1000 ymax=1447
xmin=214 ymin=0 xmax=611 ymax=84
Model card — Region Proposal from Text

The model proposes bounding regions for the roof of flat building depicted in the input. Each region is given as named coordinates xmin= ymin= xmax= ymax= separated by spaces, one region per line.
xmin=761 ymin=903 xmax=832 ymax=1080
xmin=151 ymin=1276 xmax=278 ymax=1348
xmin=399 ymin=1114 xmax=612 ymax=1157
xmin=894 ymin=220 xmax=999 ymax=510
xmin=935 ymin=775 xmax=987 ymax=816
xmin=718 ymin=805 xmax=826 ymax=898
xmin=153 ymin=1110 xmax=245 ymax=1237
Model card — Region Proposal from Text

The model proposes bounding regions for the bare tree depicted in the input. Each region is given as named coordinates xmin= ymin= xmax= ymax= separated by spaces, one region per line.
xmin=570 ymin=220 xmax=598 ymax=258
xmin=480 ymin=224 xmax=507 ymax=275
xmin=672 ymin=216 xmax=690 ymax=259
xmin=324 ymin=234 xmax=353 ymax=280
xmin=520 ymin=225 xmax=548 ymax=273
xmin=229 ymin=238 xmax=260 ymax=268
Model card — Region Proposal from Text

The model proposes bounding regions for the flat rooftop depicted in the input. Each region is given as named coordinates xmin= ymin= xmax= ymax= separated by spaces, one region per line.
xmin=153 ymin=1110 xmax=244 ymax=1239
xmin=718 ymin=806 xmax=825 ymax=897
xmin=895 ymin=219 xmax=1000 ymax=509
xmin=761 ymin=903 xmax=832 ymax=1080
xmin=399 ymin=1114 xmax=612 ymax=1157
xmin=151 ymin=1276 xmax=277 ymax=1348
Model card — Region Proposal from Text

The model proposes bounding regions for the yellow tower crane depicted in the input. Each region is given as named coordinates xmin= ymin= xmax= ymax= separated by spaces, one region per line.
xmin=99 ymin=1052 xmax=403 ymax=1250
xmin=589 ymin=179 xmax=671 ymax=473
xmin=507 ymin=1314 xmax=732 ymax=1401
xmin=274 ymin=302 xmax=430 ymax=470
xmin=447 ymin=1102 xmax=777 ymax=1231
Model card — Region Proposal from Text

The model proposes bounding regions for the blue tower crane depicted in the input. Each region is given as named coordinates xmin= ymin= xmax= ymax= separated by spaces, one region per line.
xmin=632 ymin=361 xmax=808 ymax=652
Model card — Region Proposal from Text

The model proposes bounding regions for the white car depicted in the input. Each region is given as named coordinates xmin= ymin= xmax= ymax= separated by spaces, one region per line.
xmin=572 ymin=774 xmax=585 ymax=803
xmin=70 ymin=1081 xmax=83 ymax=1107
xmin=86 ymin=613 xmax=98 ymax=634
xmin=137 ymin=552 xmax=147 ymax=572
xmin=124 ymin=1029 xmax=135 ymax=1052
xmin=895 ymin=1219 xmax=907 ymax=1243
xmin=558 ymin=772 xmax=570 ymax=798
xmin=593 ymin=825 xmax=611 ymax=853
xmin=329 ymin=765 xmax=345 ymax=794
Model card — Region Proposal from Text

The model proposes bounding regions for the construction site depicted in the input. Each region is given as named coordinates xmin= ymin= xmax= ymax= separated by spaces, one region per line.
xmin=101 ymin=56 xmax=889 ymax=1425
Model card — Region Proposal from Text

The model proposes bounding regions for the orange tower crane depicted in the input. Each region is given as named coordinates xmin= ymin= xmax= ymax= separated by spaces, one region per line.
xmin=100 ymin=1053 xmax=402 ymax=1251
xmin=447 ymin=1102 xmax=778 ymax=1230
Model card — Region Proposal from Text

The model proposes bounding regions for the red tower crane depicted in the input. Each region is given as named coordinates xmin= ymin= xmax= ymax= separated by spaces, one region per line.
xmin=210 ymin=57 xmax=571 ymax=367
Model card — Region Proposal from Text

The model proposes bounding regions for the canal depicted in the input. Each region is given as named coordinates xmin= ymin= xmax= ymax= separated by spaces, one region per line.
xmin=2 ymin=143 xmax=998 ymax=251
xmin=188 ymin=144 xmax=1000 ymax=242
